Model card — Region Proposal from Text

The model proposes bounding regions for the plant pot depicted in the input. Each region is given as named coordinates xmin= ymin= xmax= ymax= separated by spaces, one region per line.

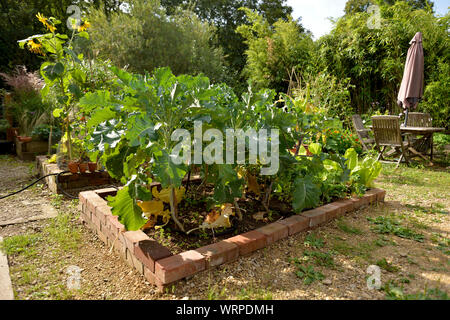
xmin=78 ymin=162 xmax=88 ymax=173
xmin=88 ymin=162 xmax=97 ymax=172
xmin=68 ymin=161 xmax=79 ymax=174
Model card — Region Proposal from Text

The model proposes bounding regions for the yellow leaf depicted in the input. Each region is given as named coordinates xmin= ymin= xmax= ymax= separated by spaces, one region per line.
xmin=137 ymin=200 xmax=164 ymax=215
xmin=201 ymin=204 xmax=234 ymax=229
xmin=247 ymin=173 xmax=261 ymax=196
xmin=152 ymin=187 xmax=185 ymax=204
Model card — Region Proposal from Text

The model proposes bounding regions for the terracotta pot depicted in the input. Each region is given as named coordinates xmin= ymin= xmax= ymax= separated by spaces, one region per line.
xmin=68 ymin=161 xmax=79 ymax=174
xmin=88 ymin=162 xmax=97 ymax=172
xmin=78 ymin=162 xmax=88 ymax=173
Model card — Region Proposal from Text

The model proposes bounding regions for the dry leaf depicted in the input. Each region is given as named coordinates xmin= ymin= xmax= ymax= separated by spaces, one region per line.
xmin=247 ymin=174 xmax=261 ymax=196
xmin=137 ymin=200 xmax=164 ymax=215
xmin=252 ymin=211 xmax=266 ymax=221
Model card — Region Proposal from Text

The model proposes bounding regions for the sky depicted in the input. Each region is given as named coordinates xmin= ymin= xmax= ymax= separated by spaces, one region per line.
xmin=286 ymin=0 xmax=450 ymax=39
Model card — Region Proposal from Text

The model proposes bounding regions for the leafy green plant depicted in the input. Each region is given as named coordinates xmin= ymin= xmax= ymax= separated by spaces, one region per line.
xmin=303 ymin=250 xmax=335 ymax=268
xmin=291 ymin=260 xmax=325 ymax=285
xmin=303 ymin=233 xmax=325 ymax=249
xmin=376 ymin=258 xmax=400 ymax=273
xmin=345 ymin=148 xmax=382 ymax=190
xmin=367 ymin=216 xmax=425 ymax=242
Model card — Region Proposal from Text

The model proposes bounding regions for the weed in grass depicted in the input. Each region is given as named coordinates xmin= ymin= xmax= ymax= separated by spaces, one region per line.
xmin=337 ymin=219 xmax=363 ymax=235
xmin=291 ymin=259 xmax=325 ymax=285
xmin=367 ymin=216 xmax=425 ymax=242
xmin=50 ymin=194 xmax=64 ymax=209
xmin=384 ymin=282 xmax=449 ymax=300
xmin=303 ymin=233 xmax=325 ymax=249
xmin=236 ymin=287 xmax=273 ymax=300
xmin=44 ymin=212 xmax=81 ymax=251
xmin=376 ymin=258 xmax=400 ymax=273
xmin=303 ymin=250 xmax=335 ymax=268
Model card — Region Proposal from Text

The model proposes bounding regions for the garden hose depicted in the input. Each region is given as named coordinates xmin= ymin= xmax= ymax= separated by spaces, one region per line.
xmin=0 ymin=170 xmax=92 ymax=200
xmin=0 ymin=171 xmax=67 ymax=200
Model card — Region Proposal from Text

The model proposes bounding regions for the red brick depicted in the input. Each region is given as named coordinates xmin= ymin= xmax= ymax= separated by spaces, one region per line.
xmin=125 ymin=248 xmax=144 ymax=274
xmin=350 ymin=197 xmax=367 ymax=210
xmin=122 ymin=230 xmax=149 ymax=252
xmin=372 ymin=188 xmax=386 ymax=202
xmin=321 ymin=203 xmax=341 ymax=220
xmin=143 ymin=266 xmax=156 ymax=285
xmin=106 ymin=215 xmax=125 ymax=238
xmin=301 ymin=208 xmax=327 ymax=227
xmin=135 ymin=239 xmax=173 ymax=272
xmin=79 ymin=191 xmax=97 ymax=206
xmin=195 ymin=241 xmax=239 ymax=268
xmin=97 ymin=229 xmax=108 ymax=245
xmin=155 ymin=250 xmax=206 ymax=284
xmin=278 ymin=215 xmax=310 ymax=235
xmin=334 ymin=199 xmax=354 ymax=214
xmin=95 ymin=204 xmax=112 ymax=225
xmin=364 ymin=189 xmax=379 ymax=203
xmin=223 ymin=230 xmax=267 ymax=256
xmin=86 ymin=196 xmax=106 ymax=216
xmin=111 ymin=236 xmax=126 ymax=258
xmin=256 ymin=222 xmax=288 ymax=245
xmin=91 ymin=212 xmax=102 ymax=230
xmin=94 ymin=187 xmax=118 ymax=199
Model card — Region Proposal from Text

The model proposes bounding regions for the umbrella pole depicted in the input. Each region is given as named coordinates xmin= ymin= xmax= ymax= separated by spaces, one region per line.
xmin=403 ymin=109 xmax=409 ymax=127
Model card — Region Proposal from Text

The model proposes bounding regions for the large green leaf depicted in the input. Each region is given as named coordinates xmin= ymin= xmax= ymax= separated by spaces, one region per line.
xmin=79 ymin=91 xmax=112 ymax=113
xmin=292 ymin=177 xmax=321 ymax=213
xmin=107 ymin=186 xmax=146 ymax=231
xmin=87 ymin=107 xmax=116 ymax=128
xmin=42 ymin=62 xmax=64 ymax=81
xmin=152 ymin=151 xmax=187 ymax=188
xmin=344 ymin=148 xmax=358 ymax=171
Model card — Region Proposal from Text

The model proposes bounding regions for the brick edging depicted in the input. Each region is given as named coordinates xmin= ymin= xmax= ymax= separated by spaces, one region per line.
xmin=79 ymin=187 xmax=386 ymax=292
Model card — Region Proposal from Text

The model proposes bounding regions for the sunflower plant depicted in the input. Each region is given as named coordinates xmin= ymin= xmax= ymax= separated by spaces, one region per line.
xmin=18 ymin=13 xmax=91 ymax=160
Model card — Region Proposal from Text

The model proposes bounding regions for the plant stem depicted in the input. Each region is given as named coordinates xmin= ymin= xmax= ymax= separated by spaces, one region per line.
xmin=169 ymin=186 xmax=185 ymax=232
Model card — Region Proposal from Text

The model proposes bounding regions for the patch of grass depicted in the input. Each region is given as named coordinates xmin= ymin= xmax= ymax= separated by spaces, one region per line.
xmin=337 ymin=219 xmax=363 ymax=235
xmin=367 ymin=216 xmax=425 ymax=242
xmin=50 ymin=194 xmax=64 ymax=209
xmin=303 ymin=250 xmax=335 ymax=268
xmin=44 ymin=212 xmax=81 ymax=251
xmin=384 ymin=282 xmax=449 ymax=300
xmin=303 ymin=233 xmax=324 ymax=249
xmin=0 ymin=234 xmax=40 ymax=256
xmin=376 ymin=258 xmax=400 ymax=273
xmin=236 ymin=286 xmax=273 ymax=300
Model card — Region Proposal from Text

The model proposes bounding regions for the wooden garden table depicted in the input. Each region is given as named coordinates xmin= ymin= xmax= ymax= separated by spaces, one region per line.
xmin=369 ymin=125 xmax=445 ymax=162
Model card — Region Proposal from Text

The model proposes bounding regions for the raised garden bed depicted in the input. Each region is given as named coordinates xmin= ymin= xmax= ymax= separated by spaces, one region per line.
xmin=16 ymin=138 xmax=48 ymax=161
xmin=36 ymin=155 xmax=114 ymax=195
xmin=79 ymin=187 xmax=386 ymax=292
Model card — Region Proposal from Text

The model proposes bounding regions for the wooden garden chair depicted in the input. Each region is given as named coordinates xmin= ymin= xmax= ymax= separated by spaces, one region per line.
xmin=406 ymin=112 xmax=432 ymax=127
xmin=351 ymin=114 xmax=375 ymax=151
xmin=406 ymin=112 xmax=434 ymax=156
xmin=372 ymin=116 xmax=412 ymax=168
xmin=372 ymin=116 xmax=431 ymax=168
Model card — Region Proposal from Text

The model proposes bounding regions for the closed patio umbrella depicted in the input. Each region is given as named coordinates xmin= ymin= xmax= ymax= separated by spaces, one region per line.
xmin=397 ymin=32 xmax=424 ymax=126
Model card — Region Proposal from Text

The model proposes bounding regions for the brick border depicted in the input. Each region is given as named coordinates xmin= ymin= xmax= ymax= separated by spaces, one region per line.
xmin=79 ymin=187 xmax=386 ymax=292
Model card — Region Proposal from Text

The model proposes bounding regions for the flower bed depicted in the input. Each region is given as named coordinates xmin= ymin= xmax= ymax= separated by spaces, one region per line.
xmin=79 ymin=187 xmax=386 ymax=292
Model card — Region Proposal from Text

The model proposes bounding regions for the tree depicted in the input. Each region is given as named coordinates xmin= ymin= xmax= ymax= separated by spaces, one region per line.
xmin=87 ymin=0 xmax=225 ymax=82
xmin=0 ymin=0 xmax=122 ymax=83
xmin=160 ymin=0 xmax=296 ymax=91
xmin=345 ymin=0 xmax=434 ymax=15
xmin=237 ymin=8 xmax=313 ymax=93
